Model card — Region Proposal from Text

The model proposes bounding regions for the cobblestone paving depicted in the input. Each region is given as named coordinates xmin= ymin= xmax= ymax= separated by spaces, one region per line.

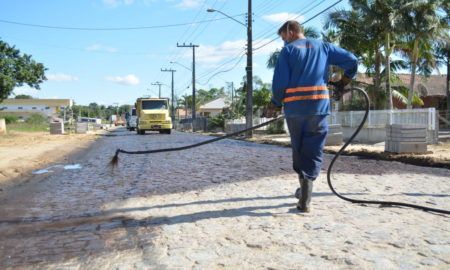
xmin=0 ymin=128 xmax=449 ymax=269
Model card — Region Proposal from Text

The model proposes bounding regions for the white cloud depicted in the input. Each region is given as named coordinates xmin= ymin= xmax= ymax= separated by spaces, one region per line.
xmin=262 ymin=12 xmax=304 ymax=24
xmin=106 ymin=74 xmax=140 ymax=86
xmin=253 ymin=38 xmax=284 ymax=55
xmin=86 ymin=44 xmax=118 ymax=53
xmin=175 ymin=0 xmax=202 ymax=9
xmin=192 ymin=40 xmax=246 ymax=65
xmin=102 ymin=0 xmax=157 ymax=7
xmin=186 ymin=38 xmax=283 ymax=65
xmin=47 ymin=73 xmax=79 ymax=82
xmin=12 ymin=86 xmax=39 ymax=96
xmin=102 ymin=0 xmax=134 ymax=7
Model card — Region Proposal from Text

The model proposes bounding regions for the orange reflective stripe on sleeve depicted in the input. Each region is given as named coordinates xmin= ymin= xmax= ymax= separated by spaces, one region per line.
xmin=285 ymin=85 xmax=327 ymax=94
xmin=283 ymin=94 xmax=329 ymax=103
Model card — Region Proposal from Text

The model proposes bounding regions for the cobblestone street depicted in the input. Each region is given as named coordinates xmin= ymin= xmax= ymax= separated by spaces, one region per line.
xmin=0 ymin=128 xmax=449 ymax=269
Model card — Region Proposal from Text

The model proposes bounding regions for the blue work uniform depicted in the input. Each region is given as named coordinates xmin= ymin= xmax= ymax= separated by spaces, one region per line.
xmin=272 ymin=38 xmax=357 ymax=180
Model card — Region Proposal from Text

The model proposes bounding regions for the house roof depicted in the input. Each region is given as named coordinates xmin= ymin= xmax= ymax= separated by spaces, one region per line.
xmin=355 ymin=73 xmax=447 ymax=96
xmin=199 ymin=97 xmax=230 ymax=110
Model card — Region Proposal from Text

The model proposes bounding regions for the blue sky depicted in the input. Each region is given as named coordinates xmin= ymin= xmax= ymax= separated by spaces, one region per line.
xmin=1 ymin=0 xmax=349 ymax=106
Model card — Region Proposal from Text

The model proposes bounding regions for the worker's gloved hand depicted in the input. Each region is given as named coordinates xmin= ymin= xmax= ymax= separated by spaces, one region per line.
xmin=267 ymin=102 xmax=282 ymax=118
xmin=329 ymin=75 xmax=352 ymax=101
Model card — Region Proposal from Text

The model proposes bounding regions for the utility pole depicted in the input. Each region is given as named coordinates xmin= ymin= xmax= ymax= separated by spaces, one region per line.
xmin=161 ymin=68 xmax=176 ymax=123
xmin=177 ymin=43 xmax=199 ymax=131
xmin=151 ymin=81 xmax=163 ymax=98
xmin=207 ymin=5 xmax=253 ymax=136
xmin=245 ymin=0 xmax=253 ymax=137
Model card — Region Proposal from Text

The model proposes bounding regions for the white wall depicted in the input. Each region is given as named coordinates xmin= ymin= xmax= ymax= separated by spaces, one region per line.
xmin=0 ymin=104 xmax=58 ymax=117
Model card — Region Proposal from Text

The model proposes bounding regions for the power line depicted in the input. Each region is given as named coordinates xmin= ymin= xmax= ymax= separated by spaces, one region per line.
xmin=188 ymin=0 xmax=344 ymax=89
xmin=253 ymin=0 xmax=318 ymax=41
xmin=253 ymin=0 xmax=327 ymax=47
xmin=198 ymin=53 xmax=246 ymax=85
xmin=159 ymin=0 xmax=220 ymax=90
xmin=253 ymin=0 xmax=343 ymax=51
xmin=0 ymin=15 xmax=245 ymax=31
xmin=197 ymin=48 xmax=246 ymax=79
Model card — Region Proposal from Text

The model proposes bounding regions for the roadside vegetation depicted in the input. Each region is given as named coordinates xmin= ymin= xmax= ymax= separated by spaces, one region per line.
xmin=267 ymin=0 xmax=449 ymax=110
xmin=1 ymin=113 xmax=48 ymax=132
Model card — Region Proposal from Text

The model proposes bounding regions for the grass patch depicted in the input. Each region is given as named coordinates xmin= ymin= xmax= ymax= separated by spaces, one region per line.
xmin=6 ymin=123 xmax=49 ymax=132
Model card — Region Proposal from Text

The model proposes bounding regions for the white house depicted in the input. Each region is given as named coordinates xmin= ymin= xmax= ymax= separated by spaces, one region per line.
xmin=198 ymin=97 xmax=230 ymax=118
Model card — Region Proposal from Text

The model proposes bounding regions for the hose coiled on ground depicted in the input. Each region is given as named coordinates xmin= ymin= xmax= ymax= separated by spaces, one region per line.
xmin=327 ymin=87 xmax=449 ymax=215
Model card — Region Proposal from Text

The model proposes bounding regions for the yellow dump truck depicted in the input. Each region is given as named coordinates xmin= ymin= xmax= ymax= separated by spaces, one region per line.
xmin=135 ymin=97 xmax=172 ymax=134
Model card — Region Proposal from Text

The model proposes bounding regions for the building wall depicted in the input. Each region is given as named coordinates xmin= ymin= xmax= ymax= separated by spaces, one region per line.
xmin=0 ymin=99 xmax=72 ymax=120
xmin=0 ymin=104 xmax=56 ymax=117
xmin=199 ymin=109 xmax=222 ymax=118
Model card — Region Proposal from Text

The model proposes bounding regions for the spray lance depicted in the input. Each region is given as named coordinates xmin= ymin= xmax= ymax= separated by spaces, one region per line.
xmin=109 ymin=84 xmax=450 ymax=215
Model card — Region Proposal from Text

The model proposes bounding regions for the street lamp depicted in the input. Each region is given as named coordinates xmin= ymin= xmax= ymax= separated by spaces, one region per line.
xmin=170 ymin=61 xmax=191 ymax=71
xmin=206 ymin=9 xmax=246 ymax=27
xmin=207 ymin=4 xmax=253 ymax=137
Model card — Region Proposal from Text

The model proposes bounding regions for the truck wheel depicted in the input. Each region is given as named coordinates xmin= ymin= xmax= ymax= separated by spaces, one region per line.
xmin=166 ymin=129 xmax=171 ymax=134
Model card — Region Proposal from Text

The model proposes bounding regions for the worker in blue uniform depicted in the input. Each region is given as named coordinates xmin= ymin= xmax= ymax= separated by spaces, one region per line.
xmin=271 ymin=20 xmax=358 ymax=213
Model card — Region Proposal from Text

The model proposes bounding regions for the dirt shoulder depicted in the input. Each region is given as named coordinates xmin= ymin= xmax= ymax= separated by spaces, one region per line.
xmin=246 ymin=133 xmax=450 ymax=169
xmin=0 ymin=131 xmax=101 ymax=190
xmin=201 ymin=131 xmax=450 ymax=169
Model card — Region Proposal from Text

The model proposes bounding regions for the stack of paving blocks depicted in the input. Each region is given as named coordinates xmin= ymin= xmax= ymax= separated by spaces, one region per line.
xmin=76 ymin=122 xmax=88 ymax=134
xmin=50 ymin=122 xmax=64 ymax=135
xmin=325 ymin=124 xmax=343 ymax=146
xmin=385 ymin=124 xmax=427 ymax=153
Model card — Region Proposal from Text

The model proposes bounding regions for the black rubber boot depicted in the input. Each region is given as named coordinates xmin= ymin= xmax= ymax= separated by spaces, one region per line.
xmin=297 ymin=179 xmax=313 ymax=213
xmin=294 ymin=175 xmax=302 ymax=199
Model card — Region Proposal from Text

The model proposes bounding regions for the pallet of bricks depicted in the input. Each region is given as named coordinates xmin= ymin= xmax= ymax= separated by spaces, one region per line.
xmin=76 ymin=122 xmax=88 ymax=134
xmin=50 ymin=122 xmax=64 ymax=135
xmin=385 ymin=124 xmax=427 ymax=153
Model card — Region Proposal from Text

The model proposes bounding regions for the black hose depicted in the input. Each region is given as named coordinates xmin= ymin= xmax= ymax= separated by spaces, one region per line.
xmin=110 ymin=116 xmax=285 ymax=166
xmin=327 ymin=87 xmax=450 ymax=215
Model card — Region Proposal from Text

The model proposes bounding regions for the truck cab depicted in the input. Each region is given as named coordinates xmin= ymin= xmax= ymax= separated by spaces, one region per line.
xmin=135 ymin=98 xmax=172 ymax=134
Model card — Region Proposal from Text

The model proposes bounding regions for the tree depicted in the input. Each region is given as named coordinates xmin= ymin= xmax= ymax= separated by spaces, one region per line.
xmin=325 ymin=5 xmax=385 ymax=99
xmin=0 ymin=39 xmax=47 ymax=102
xmin=434 ymin=42 xmax=449 ymax=111
xmin=371 ymin=0 xmax=416 ymax=110
xmin=15 ymin=94 xmax=33 ymax=99
xmin=326 ymin=0 xmax=417 ymax=110
xmin=399 ymin=0 xmax=449 ymax=108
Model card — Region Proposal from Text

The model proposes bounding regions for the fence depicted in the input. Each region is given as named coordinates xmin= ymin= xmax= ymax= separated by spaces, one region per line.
xmin=329 ymin=108 xmax=438 ymax=144
xmin=176 ymin=117 xmax=210 ymax=132
xmin=225 ymin=117 xmax=287 ymax=134
xmin=437 ymin=110 xmax=450 ymax=129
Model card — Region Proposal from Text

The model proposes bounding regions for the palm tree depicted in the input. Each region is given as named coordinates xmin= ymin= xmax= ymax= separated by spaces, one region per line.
xmin=324 ymin=5 xmax=385 ymax=106
xmin=434 ymin=41 xmax=450 ymax=113
xmin=352 ymin=0 xmax=415 ymax=110
xmin=399 ymin=0 xmax=449 ymax=109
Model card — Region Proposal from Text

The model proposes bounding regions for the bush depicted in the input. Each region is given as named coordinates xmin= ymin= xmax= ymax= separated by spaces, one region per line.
xmin=2 ymin=115 xmax=19 ymax=124
xmin=26 ymin=113 xmax=48 ymax=124
xmin=208 ymin=113 xmax=225 ymax=129
xmin=267 ymin=119 xmax=285 ymax=134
